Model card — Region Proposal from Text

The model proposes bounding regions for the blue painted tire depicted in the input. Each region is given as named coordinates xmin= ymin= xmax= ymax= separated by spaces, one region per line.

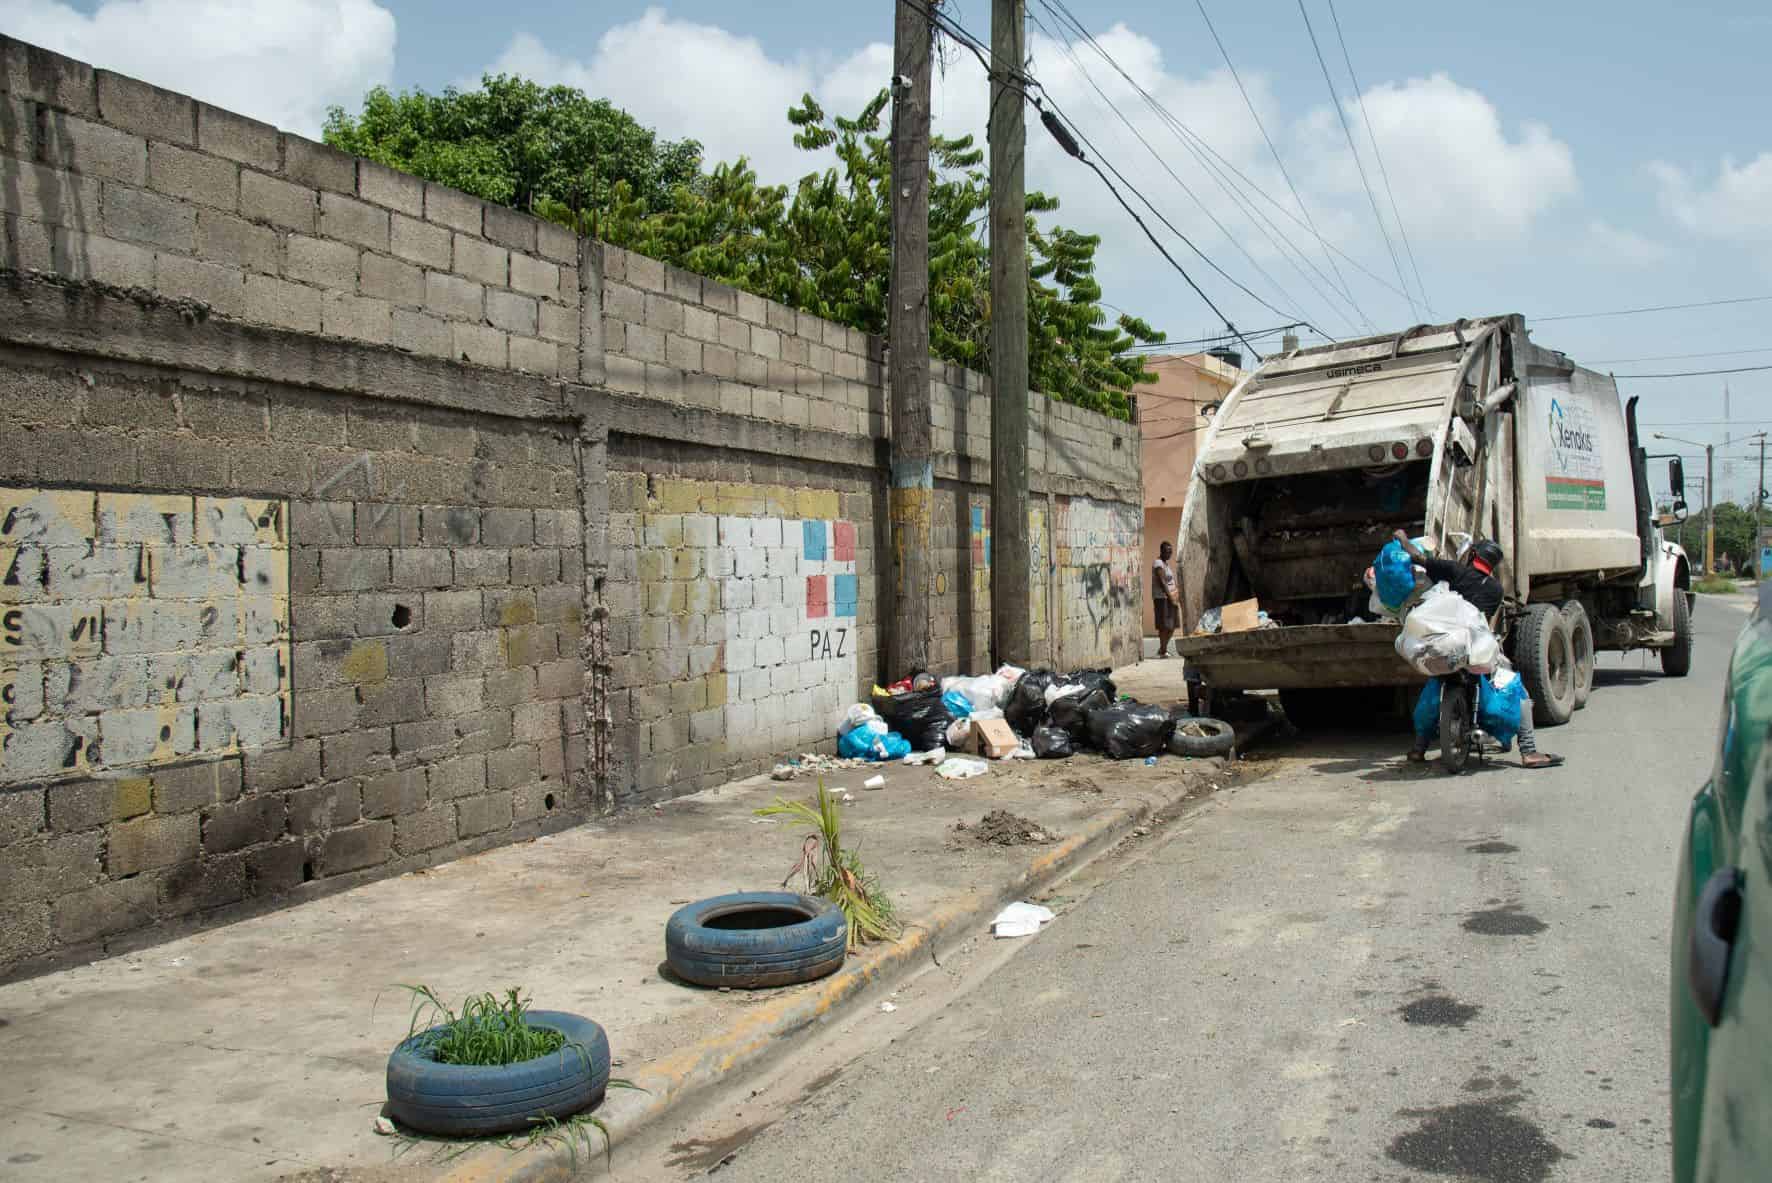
xmin=385 ymin=1010 xmax=610 ymax=1137
xmin=665 ymin=892 xmax=847 ymax=989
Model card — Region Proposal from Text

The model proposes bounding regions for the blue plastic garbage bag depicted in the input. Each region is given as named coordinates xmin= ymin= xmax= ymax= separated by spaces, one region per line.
xmin=1375 ymin=540 xmax=1418 ymax=612
xmin=839 ymin=727 xmax=913 ymax=761
xmin=1479 ymin=674 xmax=1525 ymax=748
xmin=941 ymin=689 xmax=974 ymax=719
xmin=1412 ymin=680 xmax=1442 ymax=744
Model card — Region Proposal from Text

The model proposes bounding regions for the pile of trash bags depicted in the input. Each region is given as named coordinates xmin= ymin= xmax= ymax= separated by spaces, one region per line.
xmin=1412 ymin=667 xmax=1527 ymax=749
xmin=843 ymin=663 xmax=1213 ymax=762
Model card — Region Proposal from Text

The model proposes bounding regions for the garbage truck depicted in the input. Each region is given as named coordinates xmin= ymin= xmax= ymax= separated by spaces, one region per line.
xmin=1172 ymin=315 xmax=1694 ymax=729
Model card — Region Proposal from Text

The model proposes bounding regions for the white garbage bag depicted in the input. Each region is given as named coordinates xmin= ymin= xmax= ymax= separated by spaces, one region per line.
xmin=1394 ymin=583 xmax=1497 ymax=678
xmin=943 ymin=674 xmax=1009 ymax=713
xmin=839 ymin=703 xmax=881 ymax=736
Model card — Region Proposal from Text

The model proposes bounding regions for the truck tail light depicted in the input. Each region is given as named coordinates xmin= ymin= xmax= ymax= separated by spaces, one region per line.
xmin=1210 ymin=464 xmax=1226 ymax=481
xmin=1391 ymin=442 xmax=1409 ymax=460
xmin=1369 ymin=445 xmax=1387 ymax=463
xmin=1416 ymin=438 xmax=1433 ymax=457
xmin=1233 ymin=460 xmax=1249 ymax=478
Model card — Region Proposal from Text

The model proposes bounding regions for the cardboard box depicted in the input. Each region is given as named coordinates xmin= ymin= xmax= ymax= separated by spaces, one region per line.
xmin=969 ymin=717 xmax=1019 ymax=759
xmin=1220 ymin=597 xmax=1262 ymax=633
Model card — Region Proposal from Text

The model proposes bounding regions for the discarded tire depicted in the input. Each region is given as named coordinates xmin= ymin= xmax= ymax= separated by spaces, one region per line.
xmin=385 ymin=1010 xmax=610 ymax=1137
xmin=665 ymin=892 xmax=847 ymax=989
xmin=1168 ymin=716 xmax=1235 ymax=758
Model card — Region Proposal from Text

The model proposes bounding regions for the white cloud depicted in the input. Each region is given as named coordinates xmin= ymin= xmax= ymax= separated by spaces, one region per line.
xmin=1580 ymin=219 xmax=1671 ymax=266
xmin=0 ymin=0 xmax=396 ymax=136
xmin=1298 ymin=74 xmax=1578 ymax=243
xmin=1651 ymin=153 xmax=1772 ymax=245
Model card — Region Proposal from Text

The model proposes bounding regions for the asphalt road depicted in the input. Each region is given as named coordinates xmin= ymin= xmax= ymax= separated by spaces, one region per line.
xmin=641 ymin=594 xmax=1745 ymax=1183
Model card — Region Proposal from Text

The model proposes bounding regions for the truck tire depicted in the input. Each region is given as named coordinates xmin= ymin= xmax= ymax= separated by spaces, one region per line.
xmin=1560 ymin=600 xmax=1596 ymax=709
xmin=1662 ymin=590 xmax=1693 ymax=678
xmin=1516 ymin=603 xmax=1576 ymax=727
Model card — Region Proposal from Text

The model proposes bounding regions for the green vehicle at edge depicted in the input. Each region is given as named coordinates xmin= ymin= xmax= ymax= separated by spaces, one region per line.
xmin=1671 ymin=579 xmax=1772 ymax=1181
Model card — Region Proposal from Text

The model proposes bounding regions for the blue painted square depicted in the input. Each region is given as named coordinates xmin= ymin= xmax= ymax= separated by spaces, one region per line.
xmin=833 ymin=572 xmax=858 ymax=618
xmin=802 ymin=519 xmax=827 ymax=561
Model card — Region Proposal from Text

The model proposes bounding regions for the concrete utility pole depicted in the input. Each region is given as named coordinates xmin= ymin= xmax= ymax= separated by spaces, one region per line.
xmin=1756 ymin=432 xmax=1768 ymax=579
xmin=887 ymin=0 xmax=934 ymax=677
xmin=989 ymin=0 xmax=1031 ymax=666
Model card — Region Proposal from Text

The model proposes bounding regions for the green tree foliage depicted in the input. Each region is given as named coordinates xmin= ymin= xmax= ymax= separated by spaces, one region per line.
xmin=325 ymin=78 xmax=1159 ymax=418
xmin=1663 ymin=500 xmax=1770 ymax=575
xmin=322 ymin=75 xmax=703 ymax=231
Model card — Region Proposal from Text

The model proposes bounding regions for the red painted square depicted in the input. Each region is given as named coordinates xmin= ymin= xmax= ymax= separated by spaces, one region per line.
xmin=833 ymin=520 xmax=857 ymax=562
xmin=805 ymin=574 xmax=829 ymax=618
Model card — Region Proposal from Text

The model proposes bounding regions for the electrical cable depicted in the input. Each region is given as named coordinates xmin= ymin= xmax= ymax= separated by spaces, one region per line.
xmin=1613 ymin=364 xmax=1772 ymax=379
xmin=1327 ymin=0 xmax=1430 ymax=315
xmin=1194 ymin=0 xmax=1363 ymax=321
xmin=1594 ymin=347 xmax=1772 ymax=365
xmin=1296 ymin=0 xmax=1416 ymax=320
xmin=1534 ymin=295 xmax=1772 ymax=322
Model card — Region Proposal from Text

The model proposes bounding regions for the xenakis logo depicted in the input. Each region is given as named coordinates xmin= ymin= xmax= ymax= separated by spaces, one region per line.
xmin=1549 ymin=400 xmax=1594 ymax=465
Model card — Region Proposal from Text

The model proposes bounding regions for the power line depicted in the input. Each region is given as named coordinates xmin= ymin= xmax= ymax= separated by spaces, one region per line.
xmin=1192 ymin=0 xmax=1364 ymax=325
xmin=1614 ymin=364 xmax=1772 ymax=379
xmin=1327 ymin=0 xmax=1430 ymax=315
xmin=1535 ymin=295 xmax=1772 ymax=322
xmin=1032 ymin=0 xmax=1371 ymax=335
xmin=1641 ymin=418 xmax=1772 ymax=427
xmin=1297 ymin=0 xmax=1416 ymax=321
xmin=1594 ymin=346 xmax=1772 ymax=364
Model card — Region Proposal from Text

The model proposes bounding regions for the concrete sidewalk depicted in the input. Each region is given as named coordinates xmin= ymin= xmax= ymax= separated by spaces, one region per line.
xmin=0 ymin=665 xmax=1229 ymax=1182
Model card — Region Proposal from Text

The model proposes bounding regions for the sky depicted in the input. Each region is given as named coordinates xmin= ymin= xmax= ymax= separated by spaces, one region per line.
xmin=5 ymin=0 xmax=1771 ymax=504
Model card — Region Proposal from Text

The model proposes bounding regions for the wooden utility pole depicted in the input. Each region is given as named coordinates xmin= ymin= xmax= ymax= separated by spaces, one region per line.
xmin=887 ymin=0 xmax=934 ymax=677
xmin=989 ymin=0 xmax=1031 ymax=666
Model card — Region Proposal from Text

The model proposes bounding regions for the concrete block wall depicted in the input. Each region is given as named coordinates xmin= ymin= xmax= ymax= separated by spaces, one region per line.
xmin=0 ymin=34 xmax=1143 ymax=972
xmin=0 ymin=36 xmax=582 ymax=378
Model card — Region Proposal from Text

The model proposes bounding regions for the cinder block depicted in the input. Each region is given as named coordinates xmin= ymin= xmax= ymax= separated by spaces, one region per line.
xmin=508 ymin=337 xmax=560 ymax=377
xmin=478 ymin=508 xmax=534 ymax=547
xmin=453 ymin=322 xmax=507 ymax=368
xmin=423 ymin=182 xmax=481 ymax=232
xmin=453 ymin=547 xmax=510 ymax=587
xmin=320 ymin=728 xmax=394 ymax=779
xmin=424 ymin=271 xmax=482 ymax=321
xmin=108 ymin=813 xmax=199 ymax=876
xmin=151 ymin=760 xmax=242 ymax=814
xmin=485 ymin=288 xmax=537 ymax=334
xmin=196 ymin=209 xmax=277 ymax=274
xmin=766 ymin=300 xmax=796 ymax=333
xmin=243 ymin=739 xmax=322 ymax=792
xmin=240 ymin=169 xmax=316 ymax=232
xmin=360 ymin=767 xmax=426 ymax=818
xmin=102 ymin=181 xmax=194 ymax=251
xmin=54 ymin=876 xmax=156 ymax=944
xmin=421 ymin=505 xmax=480 ymax=546
xmin=54 ymin=228 xmax=154 ymax=287
xmin=1 ymin=37 xmax=97 ymax=115
xmin=0 ymin=158 xmax=96 ymax=229
xmin=394 ymin=546 xmax=452 ymax=588
xmin=750 ymin=324 xmax=781 ymax=360
xmin=322 ymin=290 xmax=392 ymax=344
xmin=283 ymin=233 xmax=357 ymax=288
xmin=319 ymin=820 xmax=393 ymax=874
xmin=394 ymin=806 xmax=455 ymax=855
xmin=357 ymin=159 xmax=423 ymax=216
xmin=644 ymin=292 xmax=684 ymax=334
xmin=245 ymin=272 xmax=322 ymax=332
xmin=666 ymin=333 xmax=702 ymax=371
xmin=285 ymin=780 xmax=356 ymax=835
xmin=644 ymin=363 xmax=683 ymax=401
xmin=148 ymin=141 xmax=238 ymax=209
xmin=281 ymin=134 xmax=355 ymax=192
xmin=536 ymin=219 xmax=576 ymax=263
xmin=558 ymin=262 xmax=580 ymax=308
xmin=452 ymin=232 xmax=507 ymax=286
xmin=159 ymin=855 xmax=248 ymax=914
xmin=360 ymin=678 xmax=425 ymax=727
xmin=197 ymin=103 xmax=279 ymax=170
xmin=511 ymin=547 xmax=560 ymax=586
xmin=509 ymin=251 xmax=558 ymax=297
xmin=456 ymin=793 xmax=512 ymax=837
xmin=388 ymin=211 xmax=449 ymax=270
xmin=320 ymin=190 xmax=389 ymax=251
xmin=513 ymin=700 xmax=563 ymax=742
xmin=424 ymin=674 xmax=485 ymax=717
xmin=427 ymin=753 xmax=487 ymax=801
xmin=96 ymin=69 xmax=193 ymax=144
xmin=538 ymin=301 xmax=576 ymax=345
xmin=359 ymin=250 xmax=423 ymax=304
xmin=40 ymin=112 xmax=146 ymax=184
xmin=321 ymin=546 xmax=391 ymax=591
xmin=483 ymin=204 xmax=536 ymax=252
xmin=385 ymin=631 xmax=453 ymax=680
xmin=391 ymin=308 xmax=452 ymax=359
xmin=2 ymin=209 xmax=52 ymax=272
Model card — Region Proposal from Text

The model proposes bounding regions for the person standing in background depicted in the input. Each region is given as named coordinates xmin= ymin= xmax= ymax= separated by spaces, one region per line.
xmin=1152 ymin=540 xmax=1181 ymax=657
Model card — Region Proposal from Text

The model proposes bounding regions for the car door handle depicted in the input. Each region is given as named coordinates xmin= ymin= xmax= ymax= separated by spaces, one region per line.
xmin=1688 ymin=867 xmax=1744 ymax=1028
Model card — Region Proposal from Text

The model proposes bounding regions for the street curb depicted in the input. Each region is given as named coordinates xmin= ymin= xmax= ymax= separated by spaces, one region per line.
xmin=430 ymin=763 xmax=1224 ymax=1182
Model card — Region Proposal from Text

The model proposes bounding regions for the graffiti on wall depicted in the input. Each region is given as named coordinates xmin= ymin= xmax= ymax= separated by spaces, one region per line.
xmin=1054 ymin=497 xmax=1140 ymax=661
xmin=0 ymin=487 xmax=292 ymax=784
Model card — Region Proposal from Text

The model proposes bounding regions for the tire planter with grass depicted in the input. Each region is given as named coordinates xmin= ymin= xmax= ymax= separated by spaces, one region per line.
xmin=386 ymin=1011 xmax=611 ymax=1137
xmin=665 ymin=891 xmax=847 ymax=989
xmin=1168 ymin=716 xmax=1236 ymax=758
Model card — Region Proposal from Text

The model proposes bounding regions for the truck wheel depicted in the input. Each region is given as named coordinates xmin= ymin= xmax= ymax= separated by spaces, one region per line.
xmin=1516 ymin=603 xmax=1576 ymax=727
xmin=1560 ymin=601 xmax=1596 ymax=709
xmin=1662 ymin=590 xmax=1693 ymax=678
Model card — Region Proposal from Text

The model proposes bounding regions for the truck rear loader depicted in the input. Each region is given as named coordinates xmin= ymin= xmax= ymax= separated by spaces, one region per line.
xmin=1172 ymin=315 xmax=1694 ymax=729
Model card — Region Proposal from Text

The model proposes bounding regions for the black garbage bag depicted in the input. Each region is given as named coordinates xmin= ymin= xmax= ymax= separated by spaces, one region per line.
xmin=1031 ymin=725 xmax=1075 ymax=759
xmin=1047 ymin=687 xmax=1111 ymax=743
xmin=1086 ymin=701 xmax=1177 ymax=759
xmin=1066 ymin=668 xmax=1117 ymax=699
xmin=874 ymin=688 xmax=953 ymax=751
xmin=1005 ymin=669 xmax=1057 ymax=736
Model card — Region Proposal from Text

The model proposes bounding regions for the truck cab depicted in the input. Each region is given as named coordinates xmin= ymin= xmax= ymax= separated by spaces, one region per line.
xmin=1173 ymin=316 xmax=1692 ymax=728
